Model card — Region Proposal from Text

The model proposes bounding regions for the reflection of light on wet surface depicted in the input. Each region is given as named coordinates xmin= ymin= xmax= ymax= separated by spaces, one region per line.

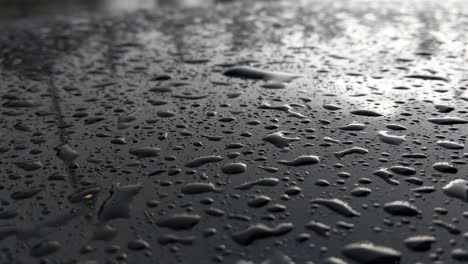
xmin=1 ymin=1 xmax=468 ymax=263
xmin=100 ymin=0 xmax=156 ymax=13
xmin=278 ymin=2 xmax=468 ymax=118
xmin=0 ymin=0 xmax=217 ymax=18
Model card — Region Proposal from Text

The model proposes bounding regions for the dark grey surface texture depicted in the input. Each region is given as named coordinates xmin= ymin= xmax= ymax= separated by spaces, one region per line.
xmin=0 ymin=0 xmax=468 ymax=263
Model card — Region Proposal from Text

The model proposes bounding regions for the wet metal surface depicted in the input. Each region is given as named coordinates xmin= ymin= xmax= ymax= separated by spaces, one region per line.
xmin=0 ymin=0 xmax=468 ymax=263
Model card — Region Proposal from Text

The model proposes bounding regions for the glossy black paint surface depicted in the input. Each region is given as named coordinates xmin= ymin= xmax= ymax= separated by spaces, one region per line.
xmin=0 ymin=0 xmax=467 ymax=263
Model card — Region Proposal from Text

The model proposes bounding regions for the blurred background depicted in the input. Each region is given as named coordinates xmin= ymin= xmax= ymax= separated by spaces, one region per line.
xmin=0 ymin=0 xmax=229 ymax=19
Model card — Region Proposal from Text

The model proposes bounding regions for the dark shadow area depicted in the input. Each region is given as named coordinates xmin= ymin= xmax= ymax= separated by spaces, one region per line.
xmin=0 ymin=0 xmax=224 ymax=19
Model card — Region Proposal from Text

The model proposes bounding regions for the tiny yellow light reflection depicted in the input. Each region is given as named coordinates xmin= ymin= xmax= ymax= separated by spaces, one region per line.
xmin=83 ymin=194 xmax=94 ymax=199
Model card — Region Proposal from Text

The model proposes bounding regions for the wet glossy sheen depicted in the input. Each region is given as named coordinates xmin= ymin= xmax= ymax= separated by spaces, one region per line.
xmin=0 ymin=0 xmax=468 ymax=263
